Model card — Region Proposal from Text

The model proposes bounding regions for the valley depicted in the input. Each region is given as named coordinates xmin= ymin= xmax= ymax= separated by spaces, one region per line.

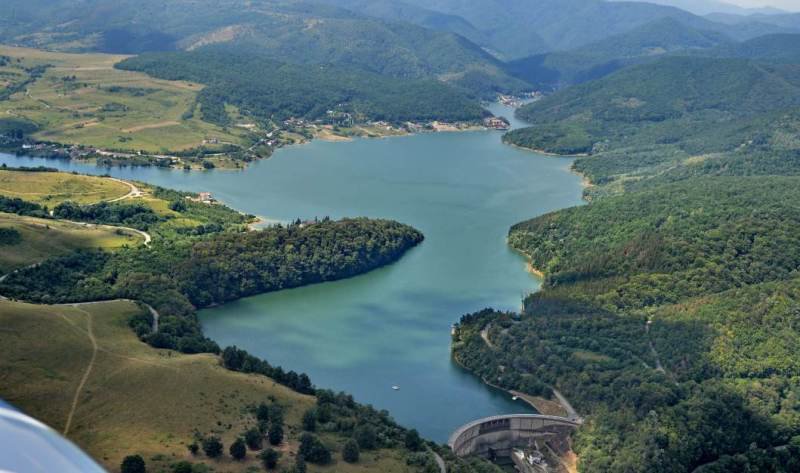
xmin=2 ymin=1 xmax=800 ymax=473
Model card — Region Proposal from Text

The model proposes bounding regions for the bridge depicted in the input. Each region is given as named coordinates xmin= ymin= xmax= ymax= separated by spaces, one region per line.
xmin=448 ymin=414 xmax=581 ymax=458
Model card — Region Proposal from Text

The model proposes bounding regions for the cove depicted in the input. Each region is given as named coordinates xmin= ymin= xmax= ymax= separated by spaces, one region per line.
xmin=0 ymin=103 xmax=584 ymax=442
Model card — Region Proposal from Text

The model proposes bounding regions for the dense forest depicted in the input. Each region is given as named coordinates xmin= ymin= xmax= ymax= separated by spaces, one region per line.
xmin=453 ymin=176 xmax=800 ymax=472
xmin=446 ymin=26 xmax=800 ymax=473
xmin=1 ymin=217 xmax=423 ymax=353
xmin=118 ymin=47 xmax=489 ymax=126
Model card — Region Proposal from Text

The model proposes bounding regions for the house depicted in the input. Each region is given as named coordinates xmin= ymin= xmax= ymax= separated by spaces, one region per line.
xmin=483 ymin=117 xmax=510 ymax=130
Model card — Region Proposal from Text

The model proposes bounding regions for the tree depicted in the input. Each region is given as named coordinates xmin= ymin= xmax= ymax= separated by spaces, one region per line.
xmin=260 ymin=448 xmax=280 ymax=470
xmin=302 ymin=408 xmax=317 ymax=432
xmin=268 ymin=423 xmax=284 ymax=446
xmin=230 ymin=437 xmax=247 ymax=460
xmin=121 ymin=455 xmax=146 ymax=473
xmin=295 ymin=455 xmax=307 ymax=473
xmin=172 ymin=461 xmax=193 ymax=473
xmin=298 ymin=433 xmax=331 ymax=464
xmin=245 ymin=427 xmax=263 ymax=450
xmin=202 ymin=436 xmax=223 ymax=458
xmin=354 ymin=423 xmax=377 ymax=450
xmin=187 ymin=442 xmax=199 ymax=455
xmin=405 ymin=429 xmax=424 ymax=451
xmin=256 ymin=402 xmax=270 ymax=422
xmin=316 ymin=404 xmax=332 ymax=423
xmin=342 ymin=439 xmax=360 ymax=463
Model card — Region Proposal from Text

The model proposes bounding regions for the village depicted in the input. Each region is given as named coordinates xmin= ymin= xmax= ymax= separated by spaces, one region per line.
xmin=0 ymin=98 xmax=535 ymax=171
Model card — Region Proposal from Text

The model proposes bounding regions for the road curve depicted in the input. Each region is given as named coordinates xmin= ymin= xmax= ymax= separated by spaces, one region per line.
xmin=105 ymin=178 xmax=143 ymax=203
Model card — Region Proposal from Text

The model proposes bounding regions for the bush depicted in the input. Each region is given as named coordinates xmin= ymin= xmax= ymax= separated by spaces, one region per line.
xmin=230 ymin=437 xmax=247 ymax=460
xmin=298 ymin=433 xmax=331 ymax=464
xmin=202 ymin=436 xmax=223 ymax=458
xmin=404 ymin=428 xmax=424 ymax=451
xmin=121 ymin=454 xmax=146 ymax=473
xmin=172 ymin=461 xmax=193 ymax=473
xmin=354 ymin=424 xmax=377 ymax=450
xmin=294 ymin=455 xmax=307 ymax=473
xmin=256 ymin=402 xmax=270 ymax=422
xmin=268 ymin=423 xmax=283 ymax=446
xmin=302 ymin=408 xmax=316 ymax=432
xmin=0 ymin=228 xmax=21 ymax=246
xmin=187 ymin=442 xmax=199 ymax=455
xmin=342 ymin=438 xmax=360 ymax=463
xmin=259 ymin=448 xmax=280 ymax=470
xmin=244 ymin=427 xmax=263 ymax=450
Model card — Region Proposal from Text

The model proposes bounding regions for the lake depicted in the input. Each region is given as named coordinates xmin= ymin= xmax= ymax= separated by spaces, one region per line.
xmin=0 ymin=103 xmax=584 ymax=442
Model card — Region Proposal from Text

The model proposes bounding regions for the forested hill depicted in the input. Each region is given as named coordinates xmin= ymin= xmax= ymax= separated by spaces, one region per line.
xmin=117 ymin=48 xmax=489 ymax=125
xmin=399 ymin=0 xmax=797 ymax=58
xmin=505 ymin=56 xmax=800 ymax=157
xmin=0 ymin=0 xmax=528 ymax=98
xmin=453 ymin=178 xmax=800 ymax=472
xmin=506 ymin=18 xmax=731 ymax=88
xmin=1 ymin=217 xmax=424 ymax=352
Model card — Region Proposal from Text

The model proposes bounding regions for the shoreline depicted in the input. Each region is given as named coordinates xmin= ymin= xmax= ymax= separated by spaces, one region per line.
xmin=509 ymin=244 xmax=546 ymax=279
xmin=450 ymin=350 xmax=568 ymax=418
xmin=503 ymin=140 xmax=591 ymax=159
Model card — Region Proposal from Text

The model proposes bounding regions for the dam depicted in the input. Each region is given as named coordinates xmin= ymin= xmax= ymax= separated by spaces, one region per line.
xmin=448 ymin=414 xmax=580 ymax=458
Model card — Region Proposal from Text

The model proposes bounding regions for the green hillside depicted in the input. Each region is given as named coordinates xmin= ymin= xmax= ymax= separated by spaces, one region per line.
xmin=0 ymin=299 xmax=439 ymax=473
xmin=507 ymin=18 xmax=731 ymax=88
xmin=701 ymin=33 xmax=800 ymax=62
xmin=507 ymin=56 xmax=800 ymax=157
xmin=117 ymin=47 xmax=489 ymax=125
xmin=454 ymin=177 xmax=800 ymax=472
xmin=0 ymin=0 xmax=527 ymax=97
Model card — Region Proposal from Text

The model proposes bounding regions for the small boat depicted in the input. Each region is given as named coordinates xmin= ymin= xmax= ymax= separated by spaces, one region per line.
xmin=392 ymin=386 xmax=400 ymax=391
xmin=512 ymin=396 xmax=519 ymax=401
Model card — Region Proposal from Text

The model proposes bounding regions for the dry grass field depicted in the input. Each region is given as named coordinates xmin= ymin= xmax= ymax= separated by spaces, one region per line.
xmin=0 ymin=168 xmax=130 ymax=205
xmin=0 ymin=300 xmax=417 ymax=473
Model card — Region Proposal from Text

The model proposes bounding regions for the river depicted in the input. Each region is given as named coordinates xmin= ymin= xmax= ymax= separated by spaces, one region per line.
xmin=0 ymin=103 xmax=583 ymax=442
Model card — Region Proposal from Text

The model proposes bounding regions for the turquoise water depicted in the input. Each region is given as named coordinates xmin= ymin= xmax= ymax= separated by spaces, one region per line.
xmin=0 ymin=103 xmax=583 ymax=442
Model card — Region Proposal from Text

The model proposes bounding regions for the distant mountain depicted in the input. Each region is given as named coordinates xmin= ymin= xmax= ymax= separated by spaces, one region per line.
xmin=701 ymin=33 xmax=800 ymax=63
xmin=506 ymin=18 xmax=731 ymax=88
xmin=0 ymin=0 xmax=529 ymax=97
xmin=507 ymin=56 xmax=800 ymax=155
xmin=612 ymin=0 xmax=787 ymax=16
xmin=312 ymin=0 xmax=491 ymax=50
xmin=401 ymin=0 xmax=792 ymax=58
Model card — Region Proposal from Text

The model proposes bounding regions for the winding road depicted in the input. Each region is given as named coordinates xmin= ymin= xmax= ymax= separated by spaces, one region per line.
xmin=106 ymin=178 xmax=143 ymax=202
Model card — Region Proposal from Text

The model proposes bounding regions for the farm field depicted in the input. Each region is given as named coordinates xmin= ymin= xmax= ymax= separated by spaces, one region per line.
xmin=0 ymin=45 xmax=249 ymax=154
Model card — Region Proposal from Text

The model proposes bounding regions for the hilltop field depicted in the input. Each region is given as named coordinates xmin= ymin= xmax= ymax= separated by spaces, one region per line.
xmin=0 ymin=45 xmax=254 ymax=167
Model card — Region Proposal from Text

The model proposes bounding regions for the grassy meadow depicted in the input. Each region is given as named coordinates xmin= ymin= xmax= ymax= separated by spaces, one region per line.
xmin=0 ymin=168 xmax=130 ymax=205
xmin=0 ymin=212 xmax=143 ymax=273
xmin=0 ymin=45 xmax=248 ymax=153
xmin=0 ymin=300 xmax=418 ymax=473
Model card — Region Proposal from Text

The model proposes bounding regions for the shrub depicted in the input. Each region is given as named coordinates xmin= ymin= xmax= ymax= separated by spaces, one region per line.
xmin=230 ymin=437 xmax=247 ymax=460
xmin=121 ymin=455 xmax=146 ymax=473
xmin=202 ymin=436 xmax=223 ymax=458
xmin=259 ymin=448 xmax=280 ymax=470
xmin=342 ymin=438 xmax=360 ymax=463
